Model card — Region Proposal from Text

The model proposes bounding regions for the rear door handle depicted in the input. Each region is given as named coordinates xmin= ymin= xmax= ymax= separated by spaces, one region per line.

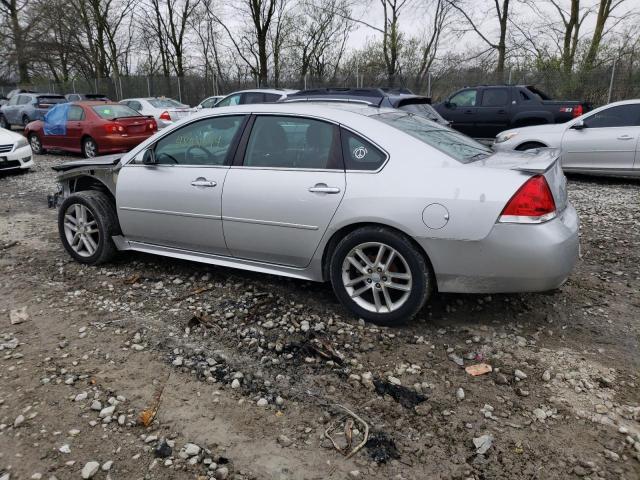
xmin=497 ymin=109 xmax=506 ymax=114
xmin=464 ymin=109 xmax=473 ymax=114
xmin=191 ymin=178 xmax=217 ymax=187
xmin=309 ymin=183 xmax=341 ymax=194
xmin=617 ymin=135 xmax=634 ymax=140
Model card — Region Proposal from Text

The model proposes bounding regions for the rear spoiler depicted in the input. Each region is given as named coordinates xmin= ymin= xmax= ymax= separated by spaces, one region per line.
xmin=511 ymin=148 xmax=560 ymax=174
xmin=473 ymin=148 xmax=560 ymax=174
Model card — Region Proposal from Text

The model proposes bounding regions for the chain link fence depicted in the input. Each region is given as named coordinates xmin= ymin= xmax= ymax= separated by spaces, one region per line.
xmin=1 ymin=63 xmax=637 ymax=107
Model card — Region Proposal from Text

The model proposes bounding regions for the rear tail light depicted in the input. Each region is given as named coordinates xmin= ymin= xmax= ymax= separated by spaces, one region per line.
xmin=559 ymin=105 xmax=583 ymax=118
xmin=148 ymin=120 xmax=157 ymax=130
xmin=159 ymin=111 xmax=171 ymax=121
xmin=103 ymin=122 xmax=125 ymax=134
xmin=499 ymin=175 xmax=556 ymax=224
xmin=572 ymin=104 xmax=583 ymax=118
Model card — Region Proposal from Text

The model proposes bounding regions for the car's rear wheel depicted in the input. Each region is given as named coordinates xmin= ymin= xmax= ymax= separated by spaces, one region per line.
xmin=82 ymin=137 xmax=98 ymax=158
xmin=0 ymin=114 xmax=9 ymax=130
xmin=29 ymin=133 xmax=46 ymax=154
xmin=58 ymin=191 xmax=119 ymax=265
xmin=515 ymin=141 xmax=546 ymax=151
xmin=329 ymin=226 xmax=433 ymax=326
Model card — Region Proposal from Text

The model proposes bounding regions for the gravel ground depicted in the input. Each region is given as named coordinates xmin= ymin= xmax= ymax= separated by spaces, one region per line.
xmin=1 ymin=154 xmax=639 ymax=480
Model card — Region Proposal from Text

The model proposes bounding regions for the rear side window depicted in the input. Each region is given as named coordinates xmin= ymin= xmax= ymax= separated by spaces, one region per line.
xmin=242 ymin=92 xmax=265 ymax=104
xmin=244 ymin=116 xmax=341 ymax=169
xmin=67 ymin=106 xmax=85 ymax=121
xmin=481 ymin=89 xmax=509 ymax=106
xmin=154 ymin=115 xmax=245 ymax=166
xmin=264 ymin=93 xmax=281 ymax=103
xmin=341 ymin=129 xmax=387 ymax=171
xmin=583 ymin=105 xmax=640 ymax=128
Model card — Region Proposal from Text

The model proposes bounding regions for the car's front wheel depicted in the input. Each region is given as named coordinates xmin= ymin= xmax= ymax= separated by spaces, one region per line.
xmin=58 ymin=191 xmax=119 ymax=265
xmin=82 ymin=137 xmax=98 ymax=158
xmin=0 ymin=114 xmax=9 ymax=130
xmin=329 ymin=226 xmax=433 ymax=326
xmin=29 ymin=133 xmax=46 ymax=154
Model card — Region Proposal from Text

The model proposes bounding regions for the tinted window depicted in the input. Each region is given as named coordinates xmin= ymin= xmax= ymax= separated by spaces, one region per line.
xmin=67 ymin=106 xmax=85 ymax=121
xmin=92 ymin=104 xmax=141 ymax=119
xmin=129 ymin=101 xmax=142 ymax=111
xmin=481 ymin=89 xmax=509 ymax=107
xmin=372 ymin=112 xmax=491 ymax=163
xmin=341 ymin=129 xmax=386 ymax=171
xmin=244 ymin=116 xmax=340 ymax=169
xmin=518 ymin=90 xmax=530 ymax=102
xmin=242 ymin=92 xmax=265 ymax=104
xmin=216 ymin=94 xmax=241 ymax=107
xmin=583 ymin=105 xmax=640 ymax=128
xmin=450 ymin=89 xmax=477 ymax=107
xmin=264 ymin=93 xmax=281 ymax=103
xmin=154 ymin=115 xmax=245 ymax=166
xmin=201 ymin=98 xmax=218 ymax=108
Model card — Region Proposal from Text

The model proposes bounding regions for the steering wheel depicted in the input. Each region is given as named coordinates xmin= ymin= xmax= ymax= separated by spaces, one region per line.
xmin=186 ymin=145 xmax=212 ymax=163
xmin=155 ymin=152 xmax=179 ymax=164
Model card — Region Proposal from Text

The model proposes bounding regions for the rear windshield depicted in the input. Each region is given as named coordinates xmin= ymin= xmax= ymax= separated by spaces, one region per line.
xmin=92 ymin=104 xmax=142 ymax=119
xmin=37 ymin=96 xmax=66 ymax=105
xmin=149 ymin=98 xmax=183 ymax=108
xmin=371 ymin=112 xmax=491 ymax=163
xmin=398 ymin=103 xmax=446 ymax=122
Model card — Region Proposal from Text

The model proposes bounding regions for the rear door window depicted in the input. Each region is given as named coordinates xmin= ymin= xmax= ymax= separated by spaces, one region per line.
xmin=341 ymin=129 xmax=387 ymax=171
xmin=481 ymin=89 xmax=509 ymax=107
xmin=153 ymin=115 xmax=245 ymax=166
xmin=243 ymin=116 xmax=341 ymax=169
xmin=583 ymin=105 xmax=640 ymax=128
xmin=67 ymin=106 xmax=85 ymax=121
xmin=242 ymin=92 xmax=265 ymax=104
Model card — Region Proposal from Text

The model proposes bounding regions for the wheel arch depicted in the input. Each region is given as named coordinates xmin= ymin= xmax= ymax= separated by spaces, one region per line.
xmin=320 ymin=221 xmax=438 ymax=290
xmin=66 ymin=175 xmax=116 ymax=206
xmin=515 ymin=140 xmax=548 ymax=151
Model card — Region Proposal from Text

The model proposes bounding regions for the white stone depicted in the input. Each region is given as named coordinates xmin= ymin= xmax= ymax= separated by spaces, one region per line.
xmin=81 ymin=461 xmax=100 ymax=479
xmin=183 ymin=443 xmax=201 ymax=456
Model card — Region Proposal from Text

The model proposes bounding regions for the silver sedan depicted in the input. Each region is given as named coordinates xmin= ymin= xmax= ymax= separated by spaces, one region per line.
xmin=51 ymin=103 xmax=579 ymax=325
xmin=493 ymin=99 xmax=640 ymax=177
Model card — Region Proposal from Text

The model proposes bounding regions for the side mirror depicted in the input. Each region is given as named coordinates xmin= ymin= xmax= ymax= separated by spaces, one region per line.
xmin=571 ymin=119 xmax=586 ymax=130
xmin=142 ymin=149 xmax=157 ymax=165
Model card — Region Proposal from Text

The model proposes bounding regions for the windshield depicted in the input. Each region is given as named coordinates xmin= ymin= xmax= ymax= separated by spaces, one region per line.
xmin=372 ymin=112 xmax=491 ymax=163
xmin=149 ymin=98 xmax=184 ymax=108
xmin=92 ymin=104 xmax=142 ymax=119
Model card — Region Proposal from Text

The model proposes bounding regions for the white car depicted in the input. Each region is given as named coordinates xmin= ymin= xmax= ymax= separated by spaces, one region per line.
xmin=0 ymin=127 xmax=33 ymax=172
xmin=494 ymin=99 xmax=640 ymax=177
xmin=119 ymin=97 xmax=195 ymax=129
xmin=196 ymin=95 xmax=224 ymax=109
xmin=214 ymin=89 xmax=297 ymax=107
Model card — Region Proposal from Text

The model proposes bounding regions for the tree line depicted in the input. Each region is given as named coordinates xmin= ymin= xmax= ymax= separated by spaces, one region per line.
xmin=0 ymin=0 xmax=638 ymax=100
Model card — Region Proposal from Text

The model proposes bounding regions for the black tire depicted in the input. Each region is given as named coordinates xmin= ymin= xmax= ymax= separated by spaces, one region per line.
xmin=82 ymin=137 xmax=98 ymax=158
xmin=515 ymin=141 xmax=546 ymax=151
xmin=58 ymin=191 xmax=120 ymax=265
xmin=28 ymin=133 xmax=46 ymax=154
xmin=0 ymin=114 xmax=9 ymax=130
xmin=22 ymin=114 xmax=30 ymax=126
xmin=329 ymin=226 xmax=433 ymax=326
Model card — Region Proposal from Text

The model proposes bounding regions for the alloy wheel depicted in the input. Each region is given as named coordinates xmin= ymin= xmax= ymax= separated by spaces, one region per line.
xmin=84 ymin=139 xmax=97 ymax=158
xmin=63 ymin=204 xmax=100 ymax=257
xmin=341 ymin=242 xmax=413 ymax=313
xmin=29 ymin=135 xmax=41 ymax=153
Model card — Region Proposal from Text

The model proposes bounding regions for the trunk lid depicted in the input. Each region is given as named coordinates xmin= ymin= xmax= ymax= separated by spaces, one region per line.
xmin=114 ymin=116 xmax=155 ymax=134
xmin=168 ymin=108 xmax=195 ymax=121
xmin=473 ymin=148 xmax=568 ymax=212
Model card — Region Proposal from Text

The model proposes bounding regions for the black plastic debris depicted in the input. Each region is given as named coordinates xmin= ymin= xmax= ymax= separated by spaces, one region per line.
xmin=365 ymin=431 xmax=400 ymax=463
xmin=373 ymin=379 xmax=428 ymax=408
xmin=154 ymin=440 xmax=173 ymax=458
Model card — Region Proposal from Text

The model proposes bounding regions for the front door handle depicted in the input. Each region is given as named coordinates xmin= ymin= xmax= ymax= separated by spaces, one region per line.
xmin=617 ymin=135 xmax=634 ymax=140
xmin=464 ymin=109 xmax=473 ymax=114
xmin=191 ymin=178 xmax=217 ymax=187
xmin=309 ymin=183 xmax=341 ymax=194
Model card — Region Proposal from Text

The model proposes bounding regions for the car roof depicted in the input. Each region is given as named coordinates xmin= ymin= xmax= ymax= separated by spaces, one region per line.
xmin=223 ymin=88 xmax=297 ymax=96
xmin=73 ymin=101 xmax=121 ymax=106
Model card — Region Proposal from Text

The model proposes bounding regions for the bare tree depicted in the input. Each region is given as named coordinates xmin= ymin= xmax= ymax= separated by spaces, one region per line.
xmin=582 ymin=0 xmax=629 ymax=71
xmin=0 ymin=0 xmax=33 ymax=81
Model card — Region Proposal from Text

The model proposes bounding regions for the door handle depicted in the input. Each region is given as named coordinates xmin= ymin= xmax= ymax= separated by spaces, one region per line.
xmin=190 ymin=178 xmax=217 ymax=187
xmin=617 ymin=135 xmax=634 ymax=140
xmin=309 ymin=183 xmax=341 ymax=194
xmin=464 ymin=109 xmax=473 ymax=114
xmin=497 ymin=109 xmax=506 ymax=114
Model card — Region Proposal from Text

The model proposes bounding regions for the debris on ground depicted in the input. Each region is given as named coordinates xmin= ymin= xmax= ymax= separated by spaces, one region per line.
xmin=373 ymin=378 xmax=428 ymax=408
xmin=365 ymin=431 xmax=400 ymax=463
xmin=465 ymin=363 xmax=493 ymax=376
xmin=473 ymin=434 xmax=494 ymax=455
xmin=9 ymin=306 xmax=28 ymax=325
xmin=139 ymin=373 xmax=170 ymax=427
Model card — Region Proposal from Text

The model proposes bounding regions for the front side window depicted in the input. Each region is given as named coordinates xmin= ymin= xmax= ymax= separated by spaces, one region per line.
xmin=449 ymin=89 xmax=477 ymax=107
xmin=67 ymin=106 xmax=85 ymax=121
xmin=244 ymin=116 xmax=340 ymax=169
xmin=341 ymin=130 xmax=387 ymax=171
xmin=216 ymin=94 xmax=241 ymax=107
xmin=582 ymin=105 xmax=640 ymax=128
xmin=481 ymin=89 xmax=509 ymax=107
xmin=153 ymin=115 xmax=245 ymax=166
xmin=372 ymin=111 xmax=491 ymax=163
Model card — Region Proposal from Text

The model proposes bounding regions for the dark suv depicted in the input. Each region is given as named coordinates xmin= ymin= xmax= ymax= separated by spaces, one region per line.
xmin=284 ymin=88 xmax=450 ymax=126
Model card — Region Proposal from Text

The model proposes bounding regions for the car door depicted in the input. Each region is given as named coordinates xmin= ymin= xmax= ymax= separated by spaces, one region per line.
xmin=474 ymin=87 xmax=511 ymax=138
xmin=116 ymin=114 xmax=248 ymax=254
xmin=439 ymin=88 xmax=479 ymax=137
xmin=64 ymin=105 xmax=86 ymax=149
xmin=222 ymin=114 xmax=346 ymax=267
xmin=561 ymin=104 xmax=640 ymax=172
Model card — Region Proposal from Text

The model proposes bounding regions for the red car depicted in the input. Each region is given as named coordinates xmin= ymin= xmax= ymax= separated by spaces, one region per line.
xmin=24 ymin=101 xmax=157 ymax=158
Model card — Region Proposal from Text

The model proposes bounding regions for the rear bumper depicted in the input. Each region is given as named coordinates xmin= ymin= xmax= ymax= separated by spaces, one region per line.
xmin=419 ymin=204 xmax=580 ymax=293
xmin=0 ymin=144 xmax=34 ymax=170
xmin=99 ymin=134 xmax=153 ymax=152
